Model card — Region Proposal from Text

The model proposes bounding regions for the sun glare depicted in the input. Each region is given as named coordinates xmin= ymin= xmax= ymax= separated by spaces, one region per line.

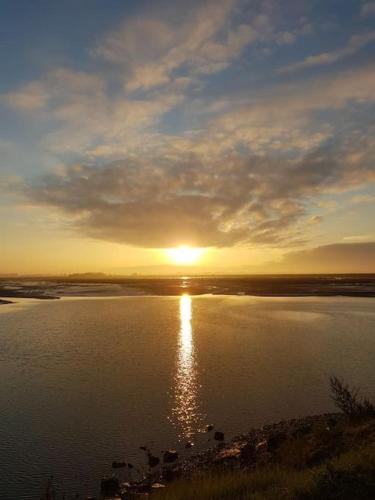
xmin=166 ymin=245 xmax=204 ymax=265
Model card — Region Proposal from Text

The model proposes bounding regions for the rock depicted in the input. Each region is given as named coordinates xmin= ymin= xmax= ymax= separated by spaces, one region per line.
xmin=255 ymin=440 xmax=268 ymax=453
xmin=214 ymin=431 xmax=225 ymax=441
xmin=185 ymin=441 xmax=193 ymax=449
xmin=147 ymin=454 xmax=160 ymax=468
xmin=139 ymin=446 xmax=148 ymax=451
xmin=151 ymin=482 xmax=166 ymax=489
xmin=162 ymin=467 xmax=177 ymax=482
xmin=328 ymin=417 xmax=338 ymax=428
xmin=124 ymin=494 xmax=149 ymax=499
xmin=268 ymin=432 xmax=287 ymax=451
xmin=163 ymin=450 xmax=179 ymax=463
xmin=100 ymin=476 xmax=119 ymax=497
xmin=112 ymin=461 xmax=126 ymax=468
xmin=206 ymin=424 xmax=214 ymax=432
xmin=215 ymin=444 xmax=242 ymax=461
xmin=240 ymin=442 xmax=256 ymax=463
xmin=293 ymin=424 xmax=312 ymax=438
xmin=127 ymin=463 xmax=134 ymax=469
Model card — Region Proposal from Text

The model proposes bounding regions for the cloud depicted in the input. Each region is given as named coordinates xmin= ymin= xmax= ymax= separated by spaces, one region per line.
xmin=4 ymin=69 xmax=104 ymax=111
xmin=308 ymin=215 xmax=323 ymax=224
xmin=194 ymin=64 xmax=375 ymax=157
xmin=3 ymin=67 xmax=185 ymax=155
xmin=361 ymin=2 xmax=375 ymax=17
xmin=3 ymin=1 xmax=375 ymax=252
xmin=351 ymin=194 xmax=375 ymax=204
xmin=280 ymin=31 xmax=375 ymax=73
xmin=343 ymin=234 xmax=375 ymax=242
xmin=275 ymin=242 xmax=375 ymax=273
xmin=95 ymin=0 xmax=263 ymax=91
xmin=275 ymin=31 xmax=296 ymax=45
xmin=22 ymin=127 xmax=375 ymax=248
xmin=1 ymin=0 xmax=334 ymax=162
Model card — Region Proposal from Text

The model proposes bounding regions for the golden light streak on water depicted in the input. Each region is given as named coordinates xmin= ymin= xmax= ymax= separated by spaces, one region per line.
xmin=170 ymin=294 xmax=204 ymax=441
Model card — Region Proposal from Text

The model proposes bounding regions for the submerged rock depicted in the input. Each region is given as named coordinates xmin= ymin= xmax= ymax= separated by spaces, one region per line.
xmin=100 ymin=476 xmax=119 ymax=497
xmin=112 ymin=460 xmax=126 ymax=468
xmin=206 ymin=424 xmax=214 ymax=432
xmin=162 ymin=467 xmax=177 ymax=482
xmin=147 ymin=454 xmax=160 ymax=468
xmin=163 ymin=450 xmax=179 ymax=463
xmin=214 ymin=431 xmax=225 ymax=441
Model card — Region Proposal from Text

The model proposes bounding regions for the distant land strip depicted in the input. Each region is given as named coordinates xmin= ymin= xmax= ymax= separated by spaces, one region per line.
xmin=0 ymin=275 xmax=374 ymax=299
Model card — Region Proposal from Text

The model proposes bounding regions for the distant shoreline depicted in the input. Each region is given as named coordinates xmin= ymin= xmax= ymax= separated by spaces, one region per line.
xmin=0 ymin=299 xmax=13 ymax=305
xmin=0 ymin=275 xmax=374 ymax=300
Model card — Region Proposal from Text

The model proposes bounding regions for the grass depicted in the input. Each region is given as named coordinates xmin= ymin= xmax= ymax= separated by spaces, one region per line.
xmin=151 ymin=442 xmax=375 ymax=499
xmin=149 ymin=377 xmax=375 ymax=499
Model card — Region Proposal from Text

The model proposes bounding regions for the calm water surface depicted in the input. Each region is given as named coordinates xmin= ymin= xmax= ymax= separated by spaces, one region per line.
xmin=0 ymin=295 xmax=374 ymax=498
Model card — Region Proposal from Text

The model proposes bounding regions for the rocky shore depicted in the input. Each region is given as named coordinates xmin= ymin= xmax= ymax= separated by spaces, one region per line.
xmin=94 ymin=411 xmax=375 ymax=499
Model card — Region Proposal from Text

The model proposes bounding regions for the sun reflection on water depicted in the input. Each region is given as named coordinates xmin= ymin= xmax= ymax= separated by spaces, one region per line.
xmin=170 ymin=294 xmax=204 ymax=441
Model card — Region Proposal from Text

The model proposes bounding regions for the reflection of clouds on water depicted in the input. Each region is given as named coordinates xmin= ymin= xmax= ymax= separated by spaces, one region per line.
xmin=272 ymin=311 xmax=328 ymax=322
xmin=170 ymin=294 xmax=205 ymax=441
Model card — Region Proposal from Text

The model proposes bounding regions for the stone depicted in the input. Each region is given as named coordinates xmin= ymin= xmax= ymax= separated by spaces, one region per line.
xmin=163 ymin=450 xmax=179 ymax=463
xmin=100 ymin=476 xmax=119 ymax=497
xmin=162 ymin=468 xmax=176 ymax=482
xmin=214 ymin=431 xmax=225 ymax=441
xmin=240 ymin=442 xmax=256 ymax=463
xmin=215 ymin=444 xmax=242 ymax=461
xmin=147 ymin=454 xmax=160 ymax=468
xmin=151 ymin=482 xmax=166 ymax=489
xmin=268 ymin=432 xmax=287 ymax=450
xmin=112 ymin=461 xmax=126 ymax=468
xmin=255 ymin=440 xmax=268 ymax=453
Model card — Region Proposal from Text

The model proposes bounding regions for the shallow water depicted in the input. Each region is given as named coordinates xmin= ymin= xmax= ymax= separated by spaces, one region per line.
xmin=0 ymin=295 xmax=374 ymax=498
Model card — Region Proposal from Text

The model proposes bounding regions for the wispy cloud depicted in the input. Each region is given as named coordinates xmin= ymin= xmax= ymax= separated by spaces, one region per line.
xmin=94 ymin=0 xmax=268 ymax=91
xmin=361 ymin=2 xmax=375 ymax=18
xmin=280 ymin=31 xmax=375 ymax=73
xmin=351 ymin=194 xmax=375 ymax=204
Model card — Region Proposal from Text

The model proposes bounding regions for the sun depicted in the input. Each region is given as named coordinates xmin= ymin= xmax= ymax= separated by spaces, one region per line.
xmin=166 ymin=245 xmax=204 ymax=265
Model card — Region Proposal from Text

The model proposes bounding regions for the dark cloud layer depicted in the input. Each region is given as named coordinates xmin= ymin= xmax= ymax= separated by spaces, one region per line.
xmin=24 ymin=132 xmax=374 ymax=248
xmin=276 ymin=242 xmax=375 ymax=273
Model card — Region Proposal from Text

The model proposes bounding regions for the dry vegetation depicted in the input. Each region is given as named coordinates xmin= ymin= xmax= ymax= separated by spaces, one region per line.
xmin=150 ymin=378 xmax=375 ymax=500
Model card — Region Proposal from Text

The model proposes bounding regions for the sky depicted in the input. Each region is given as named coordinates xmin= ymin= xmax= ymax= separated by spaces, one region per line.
xmin=0 ymin=0 xmax=374 ymax=274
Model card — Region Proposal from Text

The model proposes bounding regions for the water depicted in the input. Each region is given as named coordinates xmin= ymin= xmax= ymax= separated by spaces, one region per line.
xmin=0 ymin=295 xmax=374 ymax=498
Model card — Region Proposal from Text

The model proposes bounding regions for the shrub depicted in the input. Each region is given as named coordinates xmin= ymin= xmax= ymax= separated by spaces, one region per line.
xmin=329 ymin=376 xmax=375 ymax=419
